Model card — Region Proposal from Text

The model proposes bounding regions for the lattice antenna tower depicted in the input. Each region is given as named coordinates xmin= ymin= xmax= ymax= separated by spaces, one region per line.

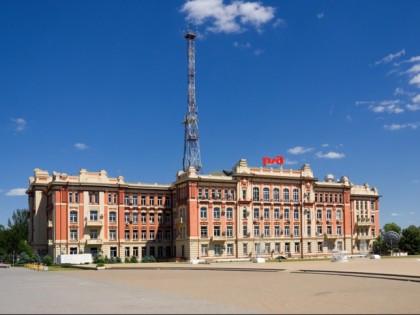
xmin=183 ymin=24 xmax=202 ymax=173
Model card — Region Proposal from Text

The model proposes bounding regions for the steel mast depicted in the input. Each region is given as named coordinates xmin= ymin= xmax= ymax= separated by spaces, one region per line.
xmin=183 ymin=26 xmax=202 ymax=173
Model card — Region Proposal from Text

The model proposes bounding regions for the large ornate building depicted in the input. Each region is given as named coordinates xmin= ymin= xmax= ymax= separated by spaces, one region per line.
xmin=27 ymin=159 xmax=380 ymax=262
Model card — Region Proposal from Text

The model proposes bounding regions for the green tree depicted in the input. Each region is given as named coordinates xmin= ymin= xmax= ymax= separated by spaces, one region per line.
xmin=399 ymin=225 xmax=420 ymax=255
xmin=383 ymin=222 xmax=401 ymax=234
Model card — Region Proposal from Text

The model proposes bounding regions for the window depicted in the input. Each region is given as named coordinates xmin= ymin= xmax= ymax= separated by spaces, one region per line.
xmin=132 ymin=212 xmax=138 ymax=224
xmin=109 ymin=211 xmax=117 ymax=223
xmin=124 ymin=212 xmax=130 ymax=224
xmin=307 ymin=242 xmax=312 ymax=253
xmin=70 ymin=211 xmax=78 ymax=223
xmin=243 ymin=226 xmax=248 ymax=237
xmin=158 ymin=213 xmax=162 ymax=223
xmin=109 ymin=229 xmax=116 ymax=240
xmin=125 ymin=230 xmax=130 ymax=240
xmin=165 ymin=229 xmax=171 ymax=240
xmin=329 ymin=193 xmax=333 ymax=203
xmin=293 ymin=226 xmax=299 ymax=236
xmin=141 ymin=196 xmax=146 ymax=205
xmin=307 ymin=225 xmax=311 ymax=236
xmin=263 ymin=188 xmax=269 ymax=201
xmin=315 ymin=193 xmax=318 ymax=203
xmin=149 ymin=213 xmax=155 ymax=224
xmin=275 ymin=242 xmax=280 ymax=253
xmin=90 ymin=210 xmax=98 ymax=221
xmin=284 ymin=208 xmax=290 ymax=220
xmin=336 ymin=210 xmax=342 ymax=222
xmin=293 ymin=188 xmax=299 ymax=202
xmin=133 ymin=229 xmax=138 ymax=240
xmin=371 ymin=215 xmax=375 ymax=223
xmin=337 ymin=241 xmax=343 ymax=251
xmin=133 ymin=247 xmax=139 ymax=257
xmin=165 ymin=212 xmax=171 ymax=224
xmin=294 ymin=242 xmax=300 ymax=253
xmin=264 ymin=226 xmax=270 ymax=237
xmin=110 ymin=247 xmax=117 ymax=258
xmin=157 ymin=229 xmax=163 ymax=240
xmin=141 ymin=213 xmax=146 ymax=224
xmin=371 ymin=201 xmax=375 ymax=210
xmin=201 ymin=226 xmax=208 ymax=238
xmin=327 ymin=226 xmax=332 ymax=235
xmin=265 ymin=243 xmax=270 ymax=254
xmin=124 ymin=194 xmax=130 ymax=205
xmin=90 ymin=230 xmax=98 ymax=240
xmin=226 ymin=207 xmax=233 ymax=219
xmin=141 ymin=230 xmax=146 ymax=240
xmin=243 ymin=243 xmax=248 ymax=256
xmin=214 ymin=244 xmax=222 ymax=256
xmin=264 ymin=208 xmax=270 ymax=220
xmin=227 ymin=226 xmax=233 ymax=237
xmin=253 ymin=187 xmax=260 ymax=201
xmin=149 ymin=230 xmax=155 ymax=240
xmin=69 ymin=192 xmax=79 ymax=204
xmin=274 ymin=226 xmax=280 ymax=236
xmin=149 ymin=196 xmax=155 ymax=206
xmin=326 ymin=209 xmax=332 ymax=220
xmin=284 ymin=226 xmax=290 ymax=236
xmin=213 ymin=226 xmax=221 ymax=236
xmin=283 ymin=188 xmax=290 ymax=202
xmin=158 ymin=195 xmax=162 ymax=205
xmin=70 ymin=247 xmax=77 ymax=255
xmin=337 ymin=226 xmax=342 ymax=235
xmin=254 ymin=226 xmax=260 ymax=237
xmin=125 ymin=247 xmax=130 ymax=257
xmin=227 ymin=244 xmax=233 ymax=255
xmin=217 ymin=189 xmax=222 ymax=199
xmin=132 ymin=195 xmax=138 ymax=205
xmin=285 ymin=242 xmax=290 ymax=253
xmin=273 ymin=188 xmax=279 ymax=201
xmin=316 ymin=210 xmax=322 ymax=220
xmin=319 ymin=193 xmax=323 ymax=203
xmin=317 ymin=242 xmax=323 ymax=252
xmin=204 ymin=189 xmax=209 ymax=199
xmin=165 ymin=195 xmax=171 ymax=207
xmin=242 ymin=189 xmax=246 ymax=200
xmin=293 ymin=208 xmax=299 ymax=220
xmin=201 ymin=244 xmax=208 ymax=256
xmin=242 ymin=208 xmax=247 ymax=218
xmin=253 ymin=208 xmax=260 ymax=220
xmin=70 ymin=229 xmax=78 ymax=241
xmin=317 ymin=226 xmax=323 ymax=235
xmin=225 ymin=189 xmax=230 ymax=200
xmin=211 ymin=188 xmax=216 ymax=199
xmin=213 ymin=207 xmax=220 ymax=219
xmin=230 ymin=189 xmax=235 ymax=200
xmin=89 ymin=192 xmax=99 ymax=204
xmin=339 ymin=194 xmax=343 ymax=203
xmin=254 ymin=243 xmax=260 ymax=255
xmin=274 ymin=208 xmax=280 ymax=219
xmin=334 ymin=194 xmax=338 ymax=203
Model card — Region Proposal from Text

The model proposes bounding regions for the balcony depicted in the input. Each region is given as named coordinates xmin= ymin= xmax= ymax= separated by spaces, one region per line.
xmin=324 ymin=234 xmax=339 ymax=240
xmin=355 ymin=219 xmax=372 ymax=227
xmin=355 ymin=235 xmax=374 ymax=241
xmin=85 ymin=219 xmax=103 ymax=227
xmin=86 ymin=239 xmax=103 ymax=245
xmin=210 ymin=235 xmax=227 ymax=242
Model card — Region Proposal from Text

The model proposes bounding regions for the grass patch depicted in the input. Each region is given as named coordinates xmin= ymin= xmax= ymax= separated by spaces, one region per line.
xmin=47 ymin=265 xmax=88 ymax=271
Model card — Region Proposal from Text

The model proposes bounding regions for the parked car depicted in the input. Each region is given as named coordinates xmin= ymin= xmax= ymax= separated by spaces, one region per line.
xmin=274 ymin=255 xmax=287 ymax=260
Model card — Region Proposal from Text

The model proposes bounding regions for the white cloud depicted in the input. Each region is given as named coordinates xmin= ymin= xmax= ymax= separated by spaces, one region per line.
xmin=74 ymin=143 xmax=89 ymax=150
xmin=180 ymin=0 xmax=275 ymax=34
xmin=383 ymin=122 xmax=420 ymax=131
xmin=371 ymin=104 xmax=404 ymax=114
xmin=321 ymin=144 xmax=329 ymax=148
xmin=374 ymin=49 xmax=405 ymax=65
xmin=273 ymin=18 xmax=286 ymax=28
xmin=253 ymin=48 xmax=264 ymax=56
xmin=316 ymin=151 xmax=345 ymax=159
xmin=11 ymin=118 xmax=27 ymax=132
xmin=5 ymin=188 xmax=27 ymax=196
xmin=391 ymin=212 xmax=402 ymax=217
xmin=407 ymin=64 xmax=420 ymax=74
xmin=233 ymin=41 xmax=251 ymax=48
xmin=287 ymin=146 xmax=313 ymax=155
xmin=283 ymin=158 xmax=298 ymax=165
xmin=406 ymin=104 xmax=420 ymax=111
xmin=413 ymin=94 xmax=420 ymax=103
xmin=409 ymin=73 xmax=420 ymax=87
xmin=316 ymin=12 xmax=324 ymax=19
xmin=408 ymin=56 xmax=420 ymax=62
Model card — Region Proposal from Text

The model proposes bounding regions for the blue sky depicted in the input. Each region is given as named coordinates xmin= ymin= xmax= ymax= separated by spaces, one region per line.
xmin=1 ymin=0 xmax=419 ymax=229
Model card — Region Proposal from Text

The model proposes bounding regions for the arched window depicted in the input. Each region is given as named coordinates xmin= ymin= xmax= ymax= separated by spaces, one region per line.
xmin=293 ymin=188 xmax=299 ymax=201
xmin=283 ymin=188 xmax=290 ymax=202
xmin=253 ymin=187 xmax=260 ymax=201
xmin=273 ymin=188 xmax=279 ymax=201
xmin=200 ymin=207 xmax=207 ymax=219
xmin=263 ymin=188 xmax=270 ymax=201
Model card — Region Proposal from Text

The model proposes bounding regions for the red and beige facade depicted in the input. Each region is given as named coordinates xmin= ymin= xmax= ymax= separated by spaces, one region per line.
xmin=27 ymin=159 xmax=380 ymax=262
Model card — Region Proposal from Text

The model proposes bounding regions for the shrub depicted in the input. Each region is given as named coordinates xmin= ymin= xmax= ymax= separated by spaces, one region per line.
xmin=42 ymin=255 xmax=53 ymax=266
xmin=115 ymin=256 xmax=122 ymax=263
xmin=96 ymin=257 xmax=105 ymax=267
xmin=124 ymin=257 xmax=130 ymax=263
xmin=141 ymin=255 xmax=156 ymax=263
xmin=130 ymin=256 xmax=139 ymax=263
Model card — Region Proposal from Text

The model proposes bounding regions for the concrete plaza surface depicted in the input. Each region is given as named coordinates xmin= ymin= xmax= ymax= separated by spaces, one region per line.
xmin=1 ymin=258 xmax=420 ymax=314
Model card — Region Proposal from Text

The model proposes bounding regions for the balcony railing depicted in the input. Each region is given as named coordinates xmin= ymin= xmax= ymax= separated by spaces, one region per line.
xmin=86 ymin=239 xmax=103 ymax=245
xmin=85 ymin=220 xmax=103 ymax=227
